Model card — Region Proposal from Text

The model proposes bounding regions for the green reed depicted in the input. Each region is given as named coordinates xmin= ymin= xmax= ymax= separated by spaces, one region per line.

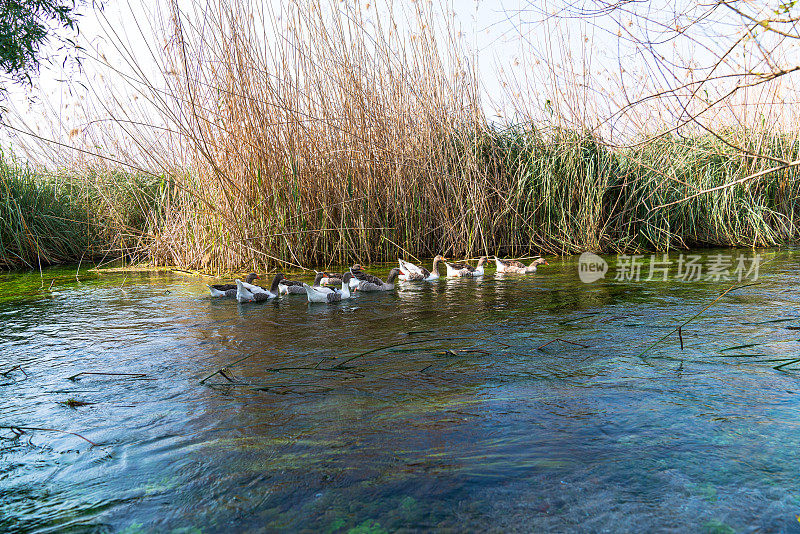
xmin=3 ymin=128 xmax=799 ymax=272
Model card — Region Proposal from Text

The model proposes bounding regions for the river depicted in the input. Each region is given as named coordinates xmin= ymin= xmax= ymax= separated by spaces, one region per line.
xmin=2 ymin=249 xmax=799 ymax=532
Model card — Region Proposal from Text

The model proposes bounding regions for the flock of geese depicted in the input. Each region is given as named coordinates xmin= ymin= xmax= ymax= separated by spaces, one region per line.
xmin=208 ymin=255 xmax=549 ymax=304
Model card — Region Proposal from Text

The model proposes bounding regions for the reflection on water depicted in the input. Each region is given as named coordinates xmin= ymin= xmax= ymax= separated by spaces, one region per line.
xmin=2 ymin=251 xmax=800 ymax=532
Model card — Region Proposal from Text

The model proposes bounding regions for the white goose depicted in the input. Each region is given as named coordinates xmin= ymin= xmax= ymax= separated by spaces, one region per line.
xmin=306 ymin=272 xmax=336 ymax=295
xmin=208 ymin=273 xmax=259 ymax=297
xmin=303 ymin=273 xmax=353 ymax=303
xmin=236 ymin=273 xmax=284 ymax=303
xmin=398 ymin=255 xmax=446 ymax=281
xmin=445 ymin=256 xmax=488 ymax=278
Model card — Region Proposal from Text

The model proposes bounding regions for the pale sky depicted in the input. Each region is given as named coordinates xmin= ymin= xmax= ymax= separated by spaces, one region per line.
xmin=5 ymin=0 xmax=799 ymax=168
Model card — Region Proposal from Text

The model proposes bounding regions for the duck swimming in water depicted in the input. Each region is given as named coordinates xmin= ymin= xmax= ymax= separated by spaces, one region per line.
xmin=398 ymin=255 xmax=445 ymax=281
xmin=208 ymin=273 xmax=259 ymax=297
xmin=303 ymin=273 xmax=353 ymax=303
xmin=355 ymin=268 xmax=401 ymax=292
xmin=445 ymin=257 xmax=488 ymax=278
xmin=495 ymin=256 xmax=548 ymax=274
xmin=236 ymin=273 xmax=284 ymax=303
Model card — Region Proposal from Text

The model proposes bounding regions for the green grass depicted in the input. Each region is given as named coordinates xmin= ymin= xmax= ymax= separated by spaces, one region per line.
xmin=0 ymin=151 xmax=172 ymax=270
xmin=0 ymin=153 xmax=93 ymax=269
xmin=464 ymin=127 xmax=800 ymax=255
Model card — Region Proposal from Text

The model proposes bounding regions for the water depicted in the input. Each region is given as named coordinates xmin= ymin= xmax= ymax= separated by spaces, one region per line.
xmin=2 ymin=250 xmax=800 ymax=533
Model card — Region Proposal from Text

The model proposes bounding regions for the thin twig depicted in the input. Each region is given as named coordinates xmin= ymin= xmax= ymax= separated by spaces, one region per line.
xmin=1 ymin=365 xmax=27 ymax=377
xmin=636 ymin=282 xmax=760 ymax=359
xmin=538 ymin=338 xmax=590 ymax=350
xmin=381 ymin=235 xmax=422 ymax=263
xmin=200 ymin=353 xmax=260 ymax=384
xmin=0 ymin=425 xmax=100 ymax=447
xmin=67 ymin=372 xmax=149 ymax=381
xmin=331 ymin=336 xmax=510 ymax=370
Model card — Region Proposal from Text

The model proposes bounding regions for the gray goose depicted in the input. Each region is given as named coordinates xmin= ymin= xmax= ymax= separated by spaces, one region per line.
xmin=349 ymin=264 xmax=384 ymax=290
xmin=356 ymin=268 xmax=401 ymax=292
xmin=445 ymin=257 xmax=488 ymax=278
xmin=495 ymin=256 xmax=548 ymax=274
xmin=278 ymin=276 xmax=306 ymax=295
xmin=319 ymin=271 xmax=344 ymax=287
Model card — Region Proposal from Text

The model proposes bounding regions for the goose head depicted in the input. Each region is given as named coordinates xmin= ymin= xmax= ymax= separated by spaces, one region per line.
xmin=313 ymin=271 xmax=325 ymax=286
xmin=476 ymin=256 xmax=488 ymax=268
xmin=245 ymin=273 xmax=260 ymax=284
xmin=431 ymin=255 xmax=447 ymax=276
xmin=530 ymin=257 xmax=549 ymax=267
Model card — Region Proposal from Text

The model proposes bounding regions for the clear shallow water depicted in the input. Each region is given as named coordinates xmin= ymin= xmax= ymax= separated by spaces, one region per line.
xmin=2 ymin=251 xmax=800 ymax=533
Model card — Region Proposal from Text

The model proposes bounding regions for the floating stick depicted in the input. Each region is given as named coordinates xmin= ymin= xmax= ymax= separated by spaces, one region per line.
xmin=720 ymin=343 xmax=761 ymax=351
xmin=743 ymin=317 xmax=799 ymax=325
xmin=68 ymin=372 xmax=148 ymax=381
xmin=636 ymin=281 xmax=760 ymax=359
xmin=1 ymin=365 xmax=27 ymax=377
xmin=199 ymin=347 xmax=288 ymax=384
xmin=331 ymin=336 xmax=509 ymax=369
xmin=200 ymin=353 xmax=257 ymax=384
xmin=537 ymin=338 xmax=590 ymax=350
xmin=774 ymin=358 xmax=800 ymax=370
xmin=0 ymin=425 xmax=99 ymax=447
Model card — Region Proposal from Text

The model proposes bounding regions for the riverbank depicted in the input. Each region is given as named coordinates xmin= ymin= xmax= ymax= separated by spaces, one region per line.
xmin=3 ymin=129 xmax=798 ymax=272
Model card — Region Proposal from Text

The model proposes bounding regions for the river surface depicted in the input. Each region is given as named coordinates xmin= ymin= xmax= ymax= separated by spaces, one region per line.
xmin=2 ymin=250 xmax=800 ymax=533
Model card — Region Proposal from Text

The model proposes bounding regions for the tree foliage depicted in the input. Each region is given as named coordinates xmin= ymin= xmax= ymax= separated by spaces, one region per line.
xmin=0 ymin=0 xmax=80 ymax=87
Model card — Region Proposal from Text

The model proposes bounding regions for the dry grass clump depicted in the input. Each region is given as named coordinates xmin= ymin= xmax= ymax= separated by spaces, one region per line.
xmin=149 ymin=0 xmax=497 ymax=272
xmin=144 ymin=0 xmax=799 ymax=273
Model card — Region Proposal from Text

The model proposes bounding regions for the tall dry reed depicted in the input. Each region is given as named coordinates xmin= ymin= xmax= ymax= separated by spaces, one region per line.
xmin=6 ymin=0 xmax=800 ymax=272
